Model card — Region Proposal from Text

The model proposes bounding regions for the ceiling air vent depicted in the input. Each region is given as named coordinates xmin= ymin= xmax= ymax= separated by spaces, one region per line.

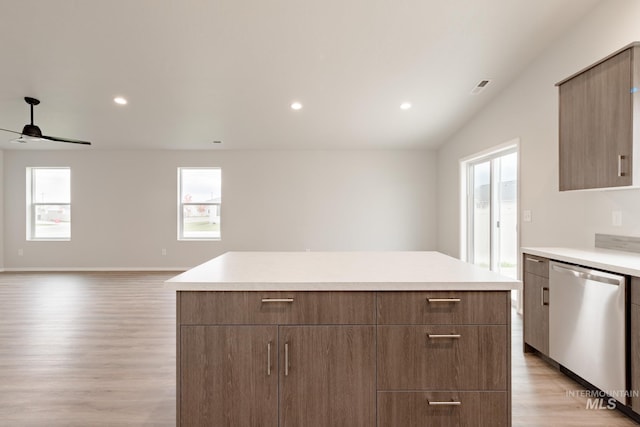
xmin=470 ymin=79 xmax=491 ymax=95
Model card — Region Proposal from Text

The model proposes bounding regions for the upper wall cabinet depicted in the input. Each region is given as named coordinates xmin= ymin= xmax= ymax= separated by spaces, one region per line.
xmin=557 ymin=42 xmax=640 ymax=191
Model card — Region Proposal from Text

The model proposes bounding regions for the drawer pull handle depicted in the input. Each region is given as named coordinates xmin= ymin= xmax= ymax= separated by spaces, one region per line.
xmin=427 ymin=298 xmax=461 ymax=303
xmin=541 ymin=287 xmax=549 ymax=306
xmin=526 ymin=257 xmax=542 ymax=263
xmin=261 ymin=298 xmax=294 ymax=303
xmin=428 ymin=400 xmax=462 ymax=406
xmin=428 ymin=334 xmax=461 ymax=339
xmin=267 ymin=341 xmax=272 ymax=376
xmin=284 ymin=342 xmax=290 ymax=376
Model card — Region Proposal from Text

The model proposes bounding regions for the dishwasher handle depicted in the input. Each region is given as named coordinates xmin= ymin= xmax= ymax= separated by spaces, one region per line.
xmin=551 ymin=264 xmax=623 ymax=286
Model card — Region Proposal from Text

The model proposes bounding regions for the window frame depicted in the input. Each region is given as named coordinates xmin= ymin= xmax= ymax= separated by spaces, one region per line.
xmin=177 ymin=167 xmax=222 ymax=241
xmin=27 ymin=167 xmax=72 ymax=241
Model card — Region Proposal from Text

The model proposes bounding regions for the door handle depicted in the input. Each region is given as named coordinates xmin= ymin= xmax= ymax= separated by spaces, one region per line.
xmin=541 ymin=287 xmax=549 ymax=306
xmin=526 ymin=257 xmax=542 ymax=263
xmin=267 ymin=341 xmax=272 ymax=376
xmin=618 ymin=154 xmax=627 ymax=177
xmin=284 ymin=342 xmax=289 ymax=376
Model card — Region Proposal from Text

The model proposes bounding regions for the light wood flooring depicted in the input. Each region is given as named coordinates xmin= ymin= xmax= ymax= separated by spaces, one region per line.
xmin=0 ymin=272 xmax=637 ymax=426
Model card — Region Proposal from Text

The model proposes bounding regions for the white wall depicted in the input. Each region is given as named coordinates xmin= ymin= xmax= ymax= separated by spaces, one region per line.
xmin=3 ymin=149 xmax=436 ymax=269
xmin=437 ymin=0 xmax=640 ymax=259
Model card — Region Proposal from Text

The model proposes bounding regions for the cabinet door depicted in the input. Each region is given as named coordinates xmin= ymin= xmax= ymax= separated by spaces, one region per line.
xmin=279 ymin=326 xmax=376 ymax=427
xmin=559 ymin=48 xmax=633 ymax=190
xmin=180 ymin=326 xmax=278 ymax=427
xmin=523 ymin=272 xmax=549 ymax=355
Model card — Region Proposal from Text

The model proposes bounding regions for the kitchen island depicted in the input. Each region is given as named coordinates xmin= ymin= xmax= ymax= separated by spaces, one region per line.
xmin=166 ymin=251 xmax=519 ymax=427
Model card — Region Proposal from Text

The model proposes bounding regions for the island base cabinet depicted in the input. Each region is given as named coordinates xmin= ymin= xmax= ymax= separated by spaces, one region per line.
xmin=279 ymin=326 xmax=376 ymax=427
xmin=377 ymin=391 xmax=508 ymax=427
xmin=180 ymin=325 xmax=278 ymax=427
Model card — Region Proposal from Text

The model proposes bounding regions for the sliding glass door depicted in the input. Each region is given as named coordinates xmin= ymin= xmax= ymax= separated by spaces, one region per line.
xmin=467 ymin=149 xmax=518 ymax=279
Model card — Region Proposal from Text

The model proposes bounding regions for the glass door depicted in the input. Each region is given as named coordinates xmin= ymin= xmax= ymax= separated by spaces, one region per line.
xmin=467 ymin=149 xmax=518 ymax=279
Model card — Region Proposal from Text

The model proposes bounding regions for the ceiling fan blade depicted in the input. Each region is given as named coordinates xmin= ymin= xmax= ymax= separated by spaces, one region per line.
xmin=42 ymin=134 xmax=92 ymax=145
xmin=0 ymin=127 xmax=23 ymax=136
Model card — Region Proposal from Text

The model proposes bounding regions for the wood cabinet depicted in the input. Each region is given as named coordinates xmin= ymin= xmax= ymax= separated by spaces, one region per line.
xmin=376 ymin=291 xmax=510 ymax=426
xmin=557 ymin=42 xmax=640 ymax=191
xmin=279 ymin=326 xmax=375 ymax=427
xmin=180 ymin=326 xmax=278 ymax=427
xmin=177 ymin=290 xmax=511 ymax=426
xmin=522 ymin=254 xmax=549 ymax=355
xmin=178 ymin=291 xmax=376 ymax=427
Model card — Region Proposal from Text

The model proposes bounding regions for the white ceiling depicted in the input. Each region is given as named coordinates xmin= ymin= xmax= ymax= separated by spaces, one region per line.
xmin=0 ymin=0 xmax=601 ymax=150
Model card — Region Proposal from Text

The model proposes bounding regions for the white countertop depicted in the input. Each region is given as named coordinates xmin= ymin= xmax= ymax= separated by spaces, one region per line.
xmin=522 ymin=247 xmax=640 ymax=277
xmin=165 ymin=251 xmax=520 ymax=291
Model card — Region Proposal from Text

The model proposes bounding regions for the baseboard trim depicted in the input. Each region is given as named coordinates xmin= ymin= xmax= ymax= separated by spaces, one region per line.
xmin=1 ymin=267 xmax=188 ymax=272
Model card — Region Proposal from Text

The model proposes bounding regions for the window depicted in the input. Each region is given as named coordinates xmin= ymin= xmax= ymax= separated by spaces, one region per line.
xmin=178 ymin=168 xmax=221 ymax=240
xmin=27 ymin=167 xmax=71 ymax=240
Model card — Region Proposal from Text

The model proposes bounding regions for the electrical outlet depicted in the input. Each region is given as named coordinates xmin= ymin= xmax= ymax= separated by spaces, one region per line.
xmin=18 ymin=249 xmax=23 ymax=256
xmin=612 ymin=211 xmax=622 ymax=227
xmin=523 ymin=210 xmax=532 ymax=223
xmin=161 ymin=248 xmax=167 ymax=256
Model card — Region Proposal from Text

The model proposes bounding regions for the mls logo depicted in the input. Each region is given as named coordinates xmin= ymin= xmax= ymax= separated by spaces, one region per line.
xmin=586 ymin=398 xmax=616 ymax=410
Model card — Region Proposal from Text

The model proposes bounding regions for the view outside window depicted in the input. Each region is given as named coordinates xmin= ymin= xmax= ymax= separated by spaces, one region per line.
xmin=178 ymin=168 xmax=221 ymax=240
xmin=467 ymin=150 xmax=518 ymax=279
xmin=28 ymin=167 xmax=71 ymax=240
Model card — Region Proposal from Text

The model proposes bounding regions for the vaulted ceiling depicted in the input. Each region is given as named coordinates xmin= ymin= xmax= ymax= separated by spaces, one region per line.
xmin=0 ymin=0 xmax=601 ymax=150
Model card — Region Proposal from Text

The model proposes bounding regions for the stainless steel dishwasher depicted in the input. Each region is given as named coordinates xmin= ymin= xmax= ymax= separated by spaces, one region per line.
xmin=549 ymin=261 xmax=626 ymax=402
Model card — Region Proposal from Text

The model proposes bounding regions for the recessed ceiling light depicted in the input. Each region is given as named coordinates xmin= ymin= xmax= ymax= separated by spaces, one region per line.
xmin=400 ymin=102 xmax=412 ymax=110
xmin=291 ymin=102 xmax=303 ymax=110
xmin=114 ymin=97 xmax=128 ymax=105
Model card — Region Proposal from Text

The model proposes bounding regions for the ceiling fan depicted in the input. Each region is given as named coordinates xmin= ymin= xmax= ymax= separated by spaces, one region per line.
xmin=0 ymin=97 xmax=91 ymax=145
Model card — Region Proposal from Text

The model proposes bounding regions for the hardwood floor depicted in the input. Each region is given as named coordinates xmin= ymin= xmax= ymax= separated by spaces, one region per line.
xmin=0 ymin=272 xmax=176 ymax=427
xmin=0 ymin=272 xmax=637 ymax=426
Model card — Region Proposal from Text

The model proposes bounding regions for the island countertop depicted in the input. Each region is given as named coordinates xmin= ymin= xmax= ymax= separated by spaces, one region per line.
xmin=165 ymin=251 xmax=520 ymax=291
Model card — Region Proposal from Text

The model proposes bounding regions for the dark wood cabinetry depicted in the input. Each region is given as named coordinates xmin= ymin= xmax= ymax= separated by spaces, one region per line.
xmin=178 ymin=291 xmax=375 ymax=427
xmin=522 ymin=254 xmax=549 ymax=355
xmin=557 ymin=42 xmax=640 ymax=191
xmin=180 ymin=326 xmax=278 ymax=427
xmin=279 ymin=326 xmax=375 ymax=427
xmin=376 ymin=291 xmax=510 ymax=427
xmin=177 ymin=290 xmax=511 ymax=426
xmin=377 ymin=391 xmax=508 ymax=427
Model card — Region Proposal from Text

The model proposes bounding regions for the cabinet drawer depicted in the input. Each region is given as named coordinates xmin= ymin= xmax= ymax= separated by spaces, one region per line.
xmin=377 ymin=325 xmax=508 ymax=390
xmin=377 ymin=391 xmax=508 ymax=427
xmin=376 ymin=292 xmax=507 ymax=325
xmin=179 ymin=291 xmax=375 ymax=325
xmin=523 ymin=254 xmax=549 ymax=278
